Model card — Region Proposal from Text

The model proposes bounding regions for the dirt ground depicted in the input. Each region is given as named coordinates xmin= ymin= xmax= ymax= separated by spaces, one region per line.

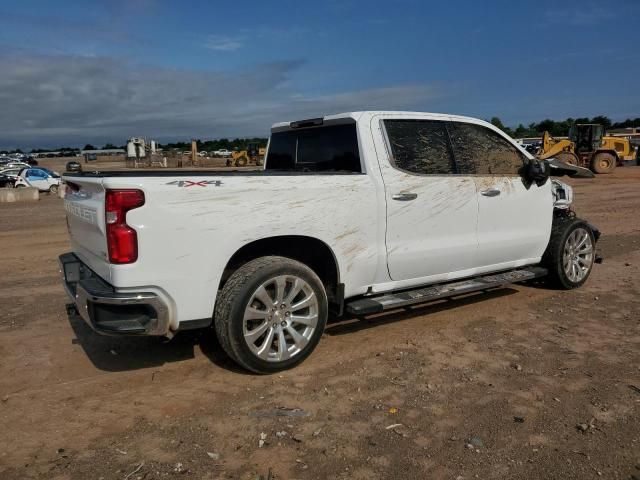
xmin=1 ymin=167 xmax=639 ymax=480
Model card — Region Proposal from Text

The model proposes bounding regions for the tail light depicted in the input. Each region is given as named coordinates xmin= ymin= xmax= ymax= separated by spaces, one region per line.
xmin=105 ymin=189 xmax=145 ymax=264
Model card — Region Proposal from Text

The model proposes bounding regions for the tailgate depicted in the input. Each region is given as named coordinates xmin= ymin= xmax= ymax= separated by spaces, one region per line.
xmin=63 ymin=177 xmax=111 ymax=282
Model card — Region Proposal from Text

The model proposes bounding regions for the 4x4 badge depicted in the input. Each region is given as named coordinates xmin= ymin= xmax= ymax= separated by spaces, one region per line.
xmin=166 ymin=180 xmax=223 ymax=187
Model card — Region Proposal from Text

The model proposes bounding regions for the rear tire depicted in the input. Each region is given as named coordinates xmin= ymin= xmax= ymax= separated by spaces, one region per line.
xmin=542 ymin=216 xmax=596 ymax=289
xmin=214 ymin=256 xmax=328 ymax=373
xmin=591 ymin=152 xmax=616 ymax=174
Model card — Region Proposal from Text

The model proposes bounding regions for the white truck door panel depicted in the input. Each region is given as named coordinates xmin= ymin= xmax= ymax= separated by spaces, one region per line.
xmin=475 ymin=177 xmax=552 ymax=266
xmin=371 ymin=115 xmax=479 ymax=281
xmin=447 ymin=120 xmax=552 ymax=268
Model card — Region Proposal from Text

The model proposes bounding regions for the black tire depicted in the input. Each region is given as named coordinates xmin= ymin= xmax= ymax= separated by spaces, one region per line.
xmin=542 ymin=216 xmax=596 ymax=289
xmin=214 ymin=256 xmax=328 ymax=373
xmin=591 ymin=152 xmax=616 ymax=174
xmin=49 ymin=184 xmax=58 ymax=194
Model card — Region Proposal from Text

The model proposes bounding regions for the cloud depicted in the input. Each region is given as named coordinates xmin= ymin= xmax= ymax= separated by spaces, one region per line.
xmin=203 ymin=35 xmax=243 ymax=51
xmin=544 ymin=4 xmax=615 ymax=26
xmin=0 ymin=50 xmax=440 ymax=149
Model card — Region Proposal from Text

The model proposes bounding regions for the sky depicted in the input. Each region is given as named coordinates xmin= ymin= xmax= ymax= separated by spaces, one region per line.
xmin=0 ymin=0 xmax=638 ymax=149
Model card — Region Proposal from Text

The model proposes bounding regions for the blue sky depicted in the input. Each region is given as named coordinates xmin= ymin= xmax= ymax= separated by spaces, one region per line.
xmin=0 ymin=0 xmax=638 ymax=149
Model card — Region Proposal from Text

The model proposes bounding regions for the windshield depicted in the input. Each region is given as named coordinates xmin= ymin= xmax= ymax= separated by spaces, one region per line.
xmin=39 ymin=167 xmax=60 ymax=178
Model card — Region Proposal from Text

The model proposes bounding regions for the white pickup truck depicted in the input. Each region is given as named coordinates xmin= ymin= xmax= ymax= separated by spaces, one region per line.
xmin=60 ymin=111 xmax=600 ymax=373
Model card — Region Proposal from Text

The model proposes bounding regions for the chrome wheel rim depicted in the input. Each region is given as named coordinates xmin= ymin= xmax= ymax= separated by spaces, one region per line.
xmin=563 ymin=227 xmax=593 ymax=283
xmin=243 ymin=275 xmax=318 ymax=362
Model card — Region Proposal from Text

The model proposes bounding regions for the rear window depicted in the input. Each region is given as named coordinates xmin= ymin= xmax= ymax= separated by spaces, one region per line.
xmin=265 ymin=123 xmax=361 ymax=172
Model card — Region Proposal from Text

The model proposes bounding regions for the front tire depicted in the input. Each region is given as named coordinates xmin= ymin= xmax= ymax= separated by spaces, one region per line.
xmin=591 ymin=152 xmax=616 ymax=174
xmin=214 ymin=256 xmax=328 ymax=373
xmin=542 ymin=217 xmax=596 ymax=289
xmin=49 ymin=184 xmax=58 ymax=194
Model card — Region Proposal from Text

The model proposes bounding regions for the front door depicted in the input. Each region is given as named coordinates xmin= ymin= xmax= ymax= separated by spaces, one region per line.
xmin=372 ymin=116 xmax=480 ymax=281
xmin=25 ymin=169 xmax=49 ymax=190
xmin=447 ymin=121 xmax=552 ymax=268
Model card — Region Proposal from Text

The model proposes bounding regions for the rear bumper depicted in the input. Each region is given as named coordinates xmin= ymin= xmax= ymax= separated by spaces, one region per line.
xmin=59 ymin=252 xmax=171 ymax=336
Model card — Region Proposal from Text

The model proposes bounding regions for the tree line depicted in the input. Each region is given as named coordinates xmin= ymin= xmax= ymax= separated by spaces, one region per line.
xmin=490 ymin=116 xmax=640 ymax=138
xmin=3 ymin=116 xmax=639 ymax=155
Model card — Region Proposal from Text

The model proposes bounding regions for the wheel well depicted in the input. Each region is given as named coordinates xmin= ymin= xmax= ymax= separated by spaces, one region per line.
xmin=219 ymin=235 xmax=341 ymax=301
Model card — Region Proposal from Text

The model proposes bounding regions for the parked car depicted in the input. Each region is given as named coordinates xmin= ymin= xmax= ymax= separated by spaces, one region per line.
xmin=0 ymin=167 xmax=22 ymax=179
xmin=523 ymin=142 xmax=541 ymax=155
xmin=0 ymin=167 xmax=22 ymax=187
xmin=1 ymin=161 xmax=31 ymax=169
xmin=60 ymin=111 xmax=600 ymax=373
xmin=15 ymin=167 xmax=61 ymax=193
xmin=65 ymin=161 xmax=82 ymax=173
xmin=213 ymin=149 xmax=232 ymax=157
xmin=0 ymin=172 xmax=15 ymax=188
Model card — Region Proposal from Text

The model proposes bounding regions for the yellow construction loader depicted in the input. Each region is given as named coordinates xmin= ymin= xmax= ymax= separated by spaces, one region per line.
xmin=227 ymin=142 xmax=266 ymax=167
xmin=538 ymin=124 xmax=633 ymax=174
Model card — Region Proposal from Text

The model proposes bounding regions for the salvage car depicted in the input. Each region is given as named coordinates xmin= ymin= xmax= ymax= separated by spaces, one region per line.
xmin=0 ymin=167 xmax=21 ymax=181
xmin=60 ymin=111 xmax=600 ymax=373
xmin=0 ymin=172 xmax=15 ymax=188
xmin=15 ymin=167 xmax=61 ymax=193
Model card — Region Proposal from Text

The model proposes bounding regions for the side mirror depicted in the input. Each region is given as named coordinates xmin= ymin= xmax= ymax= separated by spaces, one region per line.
xmin=521 ymin=159 xmax=550 ymax=189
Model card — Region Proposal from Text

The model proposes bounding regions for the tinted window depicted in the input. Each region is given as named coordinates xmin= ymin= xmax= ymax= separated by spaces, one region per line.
xmin=266 ymin=130 xmax=296 ymax=169
xmin=448 ymin=122 xmax=525 ymax=175
xmin=384 ymin=120 xmax=455 ymax=175
xmin=266 ymin=123 xmax=361 ymax=172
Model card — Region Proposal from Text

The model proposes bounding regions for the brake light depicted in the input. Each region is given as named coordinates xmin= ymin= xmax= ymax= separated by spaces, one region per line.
xmin=105 ymin=189 xmax=145 ymax=264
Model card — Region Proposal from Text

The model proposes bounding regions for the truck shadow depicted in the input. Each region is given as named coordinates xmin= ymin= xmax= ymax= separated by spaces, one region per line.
xmin=67 ymin=287 xmax=518 ymax=373
xmin=66 ymin=312 xmax=246 ymax=373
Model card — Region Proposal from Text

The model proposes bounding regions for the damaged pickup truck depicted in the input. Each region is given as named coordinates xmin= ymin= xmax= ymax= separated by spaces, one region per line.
xmin=60 ymin=111 xmax=600 ymax=373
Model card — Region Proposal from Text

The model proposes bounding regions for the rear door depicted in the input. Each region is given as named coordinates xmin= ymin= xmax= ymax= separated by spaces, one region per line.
xmin=372 ymin=116 xmax=480 ymax=281
xmin=447 ymin=121 xmax=552 ymax=268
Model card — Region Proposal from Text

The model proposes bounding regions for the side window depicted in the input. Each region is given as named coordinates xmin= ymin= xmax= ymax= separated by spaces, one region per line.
xmin=448 ymin=122 xmax=526 ymax=175
xmin=383 ymin=120 xmax=455 ymax=175
xmin=266 ymin=123 xmax=361 ymax=172
xmin=296 ymin=124 xmax=361 ymax=172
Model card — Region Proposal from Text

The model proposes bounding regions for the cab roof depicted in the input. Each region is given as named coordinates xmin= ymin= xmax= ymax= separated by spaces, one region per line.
xmin=270 ymin=111 xmax=493 ymax=132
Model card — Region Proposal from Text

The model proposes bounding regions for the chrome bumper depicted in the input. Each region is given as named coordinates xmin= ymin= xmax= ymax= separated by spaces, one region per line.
xmin=59 ymin=253 xmax=170 ymax=336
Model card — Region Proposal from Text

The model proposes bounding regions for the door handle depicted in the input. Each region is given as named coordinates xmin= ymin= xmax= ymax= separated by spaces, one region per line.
xmin=392 ymin=193 xmax=418 ymax=201
xmin=480 ymin=188 xmax=501 ymax=197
